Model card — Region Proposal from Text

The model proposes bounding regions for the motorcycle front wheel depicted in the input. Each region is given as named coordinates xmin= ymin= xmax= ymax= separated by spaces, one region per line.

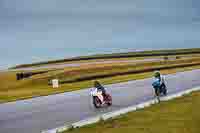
xmin=105 ymin=94 xmax=112 ymax=106
xmin=93 ymin=96 xmax=101 ymax=108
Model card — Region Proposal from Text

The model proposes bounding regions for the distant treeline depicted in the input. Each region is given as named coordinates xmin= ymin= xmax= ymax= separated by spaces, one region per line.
xmin=11 ymin=48 xmax=200 ymax=69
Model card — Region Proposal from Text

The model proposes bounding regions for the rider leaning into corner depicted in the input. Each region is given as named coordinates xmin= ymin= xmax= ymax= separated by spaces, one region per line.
xmin=152 ymin=71 xmax=166 ymax=96
xmin=94 ymin=80 xmax=106 ymax=104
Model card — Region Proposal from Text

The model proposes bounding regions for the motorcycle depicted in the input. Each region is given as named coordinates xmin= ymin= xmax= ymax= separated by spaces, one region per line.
xmin=154 ymin=83 xmax=167 ymax=96
xmin=152 ymin=81 xmax=167 ymax=102
xmin=90 ymin=88 xmax=112 ymax=108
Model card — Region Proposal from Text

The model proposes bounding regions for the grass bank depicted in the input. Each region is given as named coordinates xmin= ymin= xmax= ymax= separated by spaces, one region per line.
xmin=11 ymin=48 xmax=200 ymax=69
xmin=63 ymin=90 xmax=200 ymax=133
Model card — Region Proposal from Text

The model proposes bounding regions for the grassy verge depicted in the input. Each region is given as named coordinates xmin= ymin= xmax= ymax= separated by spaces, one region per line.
xmin=11 ymin=48 xmax=200 ymax=69
xmin=63 ymin=91 xmax=200 ymax=133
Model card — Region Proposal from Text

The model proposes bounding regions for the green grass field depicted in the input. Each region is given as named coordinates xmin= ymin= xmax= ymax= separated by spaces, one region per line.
xmin=2 ymin=48 xmax=200 ymax=103
xmin=0 ymin=58 xmax=200 ymax=103
xmin=1 ymin=56 xmax=200 ymax=103
xmin=63 ymin=90 xmax=200 ymax=133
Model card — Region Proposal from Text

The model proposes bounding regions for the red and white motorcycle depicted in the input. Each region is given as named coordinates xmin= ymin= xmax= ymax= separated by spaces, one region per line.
xmin=90 ymin=88 xmax=112 ymax=108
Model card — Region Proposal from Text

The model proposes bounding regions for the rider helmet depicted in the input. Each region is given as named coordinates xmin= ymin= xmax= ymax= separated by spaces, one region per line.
xmin=94 ymin=80 xmax=101 ymax=88
xmin=154 ymin=71 xmax=161 ymax=78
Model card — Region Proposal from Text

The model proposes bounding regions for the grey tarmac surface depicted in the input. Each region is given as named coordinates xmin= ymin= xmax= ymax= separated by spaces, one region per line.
xmin=0 ymin=69 xmax=200 ymax=133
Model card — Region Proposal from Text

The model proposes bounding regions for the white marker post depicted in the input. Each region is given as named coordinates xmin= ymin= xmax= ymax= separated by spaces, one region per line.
xmin=52 ymin=79 xmax=59 ymax=88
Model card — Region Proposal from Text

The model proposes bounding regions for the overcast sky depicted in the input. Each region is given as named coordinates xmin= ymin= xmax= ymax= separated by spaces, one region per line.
xmin=0 ymin=0 xmax=200 ymax=69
